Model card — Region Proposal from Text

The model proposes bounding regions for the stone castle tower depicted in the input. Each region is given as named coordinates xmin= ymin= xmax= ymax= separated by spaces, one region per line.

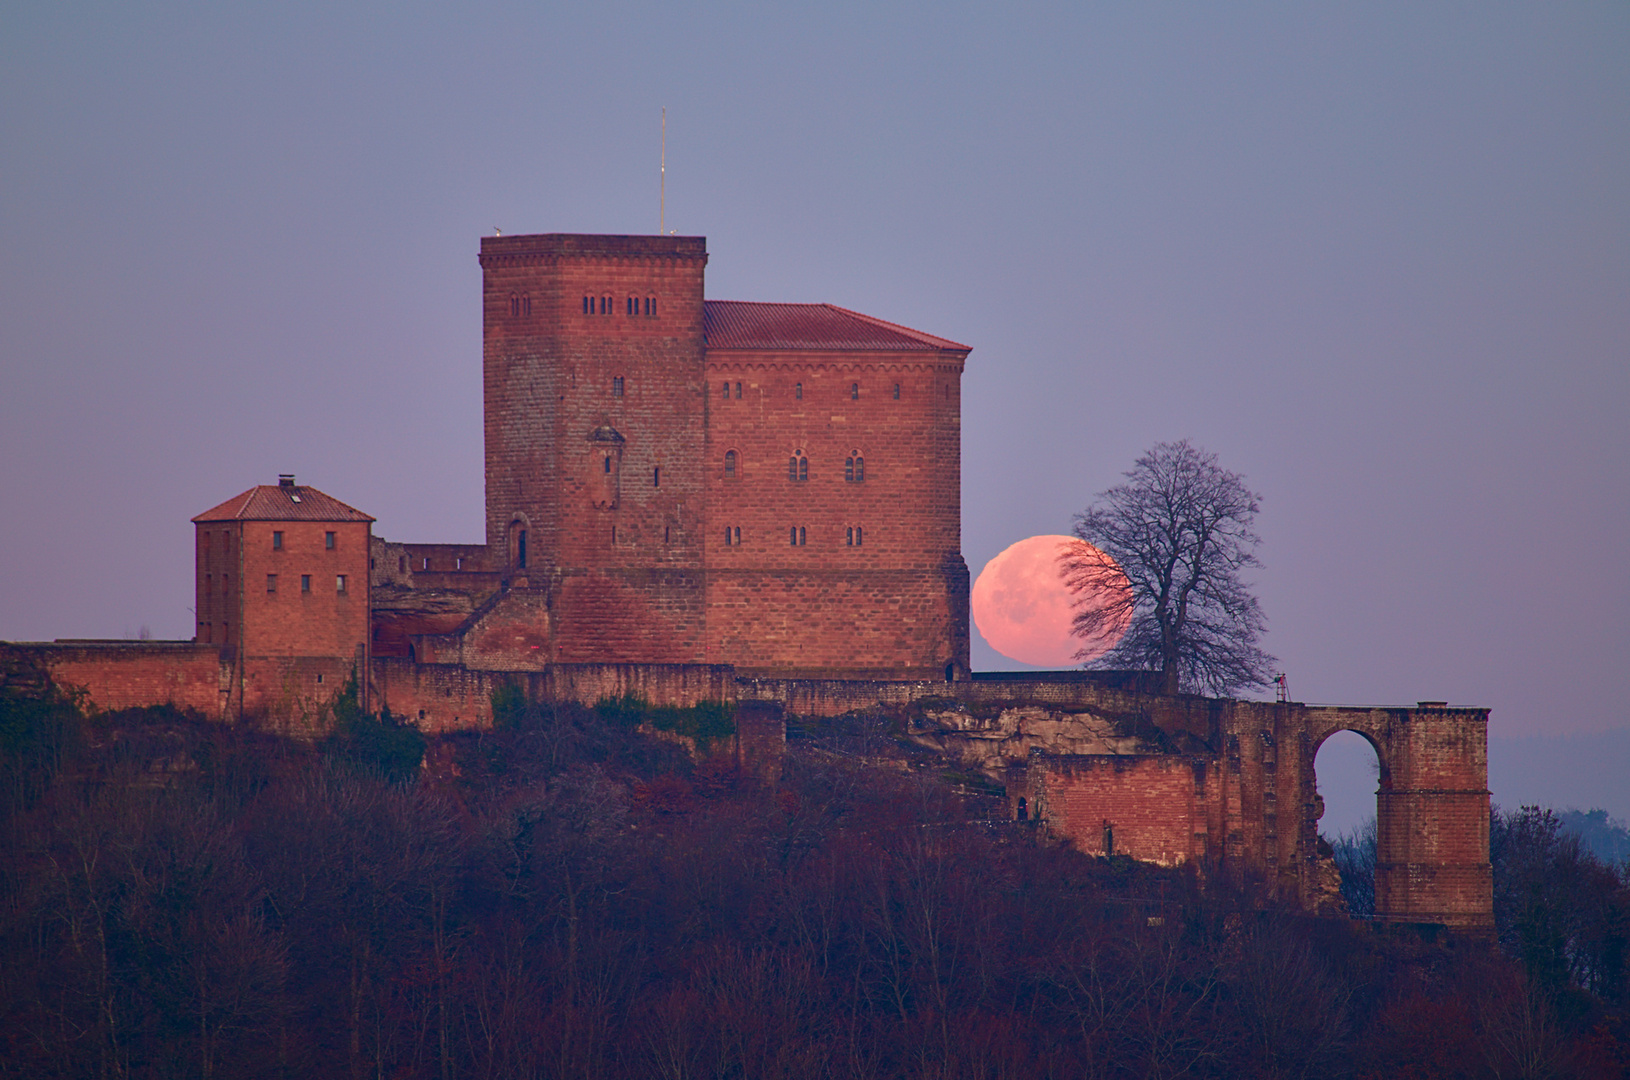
xmin=474 ymin=233 xmax=972 ymax=677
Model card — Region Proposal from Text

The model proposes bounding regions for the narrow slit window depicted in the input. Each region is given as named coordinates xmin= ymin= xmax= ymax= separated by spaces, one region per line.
xmin=846 ymin=527 xmax=853 ymax=546
xmin=854 ymin=455 xmax=864 ymax=482
xmin=653 ymin=466 xmax=660 ymax=487
xmin=893 ymin=383 xmax=900 ymax=399
xmin=795 ymin=382 xmax=803 ymax=399
xmin=510 ymin=294 xmax=520 ymax=317
xmin=735 ymin=381 xmax=743 ymax=399
xmin=522 ymin=295 xmax=531 ymax=316
xmin=627 ymin=296 xmax=637 ymax=315
xmin=604 ymin=456 xmax=612 ymax=474
xmin=583 ymin=296 xmax=592 ymax=314
xmin=851 ymin=382 xmax=859 ymax=400
xmin=789 ymin=526 xmax=797 ymax=546
xmin=733 ymin=526 xmax=741 ymax=545
xmin=855 ymin=526 xmax=863 ymax=546
xmin=422 ymin=557 xmax=430 ymax=571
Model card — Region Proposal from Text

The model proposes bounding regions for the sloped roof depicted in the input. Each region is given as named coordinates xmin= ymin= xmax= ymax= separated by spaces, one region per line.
xmin=703 ymin=301 xmax=969 ymax=353
xmin=193 ymin=484 xmax=374 ymax=523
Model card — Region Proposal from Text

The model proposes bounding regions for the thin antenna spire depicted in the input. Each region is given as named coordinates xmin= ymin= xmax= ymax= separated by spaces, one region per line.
xmin=660 ymin=107 xmax=666 ymax=235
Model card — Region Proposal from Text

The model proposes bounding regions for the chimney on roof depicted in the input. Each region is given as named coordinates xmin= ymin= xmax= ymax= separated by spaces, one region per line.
xmin=278 ymin=474 xmax=296 ymax=488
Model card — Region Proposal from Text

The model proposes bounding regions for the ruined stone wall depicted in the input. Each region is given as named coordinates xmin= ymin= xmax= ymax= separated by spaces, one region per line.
xmin=1028 ymin=755 xmax=1210 ymax=867
xmin=7 ymin=641 xmax=228 ymax=717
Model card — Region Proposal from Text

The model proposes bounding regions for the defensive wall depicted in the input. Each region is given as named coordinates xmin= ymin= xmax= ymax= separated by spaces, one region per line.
xmin=6 ymin=642 xmax=1493 ymax=932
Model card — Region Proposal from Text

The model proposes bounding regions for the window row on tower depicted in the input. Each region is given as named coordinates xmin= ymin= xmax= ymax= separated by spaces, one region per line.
xmin=581 ymin=295 xmax=659 ymax=316
xmin=714 ymin=381 xmax=904 ymax=401
xmin=719 ymin=526 xmax=865 ymax=547
xmin=720 ymin=450 xmax=864 ymax=482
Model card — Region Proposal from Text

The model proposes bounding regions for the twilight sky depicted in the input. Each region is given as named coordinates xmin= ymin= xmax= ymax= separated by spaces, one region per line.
xmin=2 ymin=3 xmax=1626 ymax=823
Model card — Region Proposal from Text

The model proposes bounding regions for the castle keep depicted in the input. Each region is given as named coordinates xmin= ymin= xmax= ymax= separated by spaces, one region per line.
xmin=2 ymin=232 xmax=1493 ymax=931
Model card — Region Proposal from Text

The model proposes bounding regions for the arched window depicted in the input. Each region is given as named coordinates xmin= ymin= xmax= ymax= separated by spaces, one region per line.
xmin=893 ymin=383 xmax=900 ymax=399
xmin=845 ymin=527 xmax=853 ymax=546
xmin=735 ymin=381 xmax=743 ymax=399
xmin=653 ymin=466 xmax=660 ymax=487
xmin=845 ymin=454 xmax=865 ymax=482
xmin=724 ymin=450 xmax=738 ymax=478
xmin=788 ymin=451 xmax=808 ymax=482
xmin=603 ymin=456 xmax=612 ymax=474
xmin=795 ymin=382 xmax=803 ymax=399
xmin=851 ymin=382 xmax=859 ymax=400
xmin=789 ymin=526 xmax=806 ymax=546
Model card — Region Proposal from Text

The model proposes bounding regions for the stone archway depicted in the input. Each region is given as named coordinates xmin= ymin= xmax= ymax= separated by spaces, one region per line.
xmin=1297 ymin=706 xmax=1492 ymax=931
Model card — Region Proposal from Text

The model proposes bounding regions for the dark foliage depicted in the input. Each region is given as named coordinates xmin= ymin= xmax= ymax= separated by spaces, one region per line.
xmin=318 ymin=672 xmax=426 ymax=783
xmin=0 ymin=684 xmax=1625 ymax=1078
xmin=1330 ymin=818 xmax=1378 ymax=918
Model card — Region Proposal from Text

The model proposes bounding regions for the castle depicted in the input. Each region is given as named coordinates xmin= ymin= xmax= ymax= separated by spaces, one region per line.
xmin=2 ymin=232 xmax=1495 ymax=932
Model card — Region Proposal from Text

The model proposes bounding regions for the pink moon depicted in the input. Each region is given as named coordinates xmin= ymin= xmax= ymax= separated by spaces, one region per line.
xmin=971 ymin=535 xmax=1133 ymax=667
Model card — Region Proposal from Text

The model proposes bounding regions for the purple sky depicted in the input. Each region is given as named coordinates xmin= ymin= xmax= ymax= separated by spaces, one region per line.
xmin=2 ymin=4 xmax=1625 ymax=826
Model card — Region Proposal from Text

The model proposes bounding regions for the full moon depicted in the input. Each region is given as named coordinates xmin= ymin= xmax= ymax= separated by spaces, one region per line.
xmin=971 ymin=535 xmax=1133 ymax=667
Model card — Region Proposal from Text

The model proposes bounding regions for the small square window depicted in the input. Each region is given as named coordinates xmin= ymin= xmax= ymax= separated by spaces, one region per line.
xmin=325 ymin=531 xmax=336 ymax=550
xmin=336 ymin=574 xmax=347 ymax=593
xmin=272 ymin=530 xmax=283 ymax=550
xmin=301 ymin=574 xmax=311 ymax=593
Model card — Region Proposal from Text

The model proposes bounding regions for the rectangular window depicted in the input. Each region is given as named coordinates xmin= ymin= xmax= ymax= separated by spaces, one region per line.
xmin=613 ymin=376 xmax=624 ymax=397
xmin=266 ymin=574 xmax=277 ymax=592
xmin=272 ymin=530 xmax=283 ymax=550
xmin=301 ymin=574 xmax=311 ymax=594
xmin=336 ymin=574 xmax=347 ymax=593
xmin=325 ymin=531 xmax=336 ymax=550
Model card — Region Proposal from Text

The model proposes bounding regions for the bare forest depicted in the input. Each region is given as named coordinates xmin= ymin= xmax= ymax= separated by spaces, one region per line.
xmin=1 ymin=675 xmax=1626 ymax=1079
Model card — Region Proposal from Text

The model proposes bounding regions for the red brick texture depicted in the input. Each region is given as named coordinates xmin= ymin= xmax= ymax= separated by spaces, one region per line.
xmin=471 ymin=233 xmax=970 ymax=676
xmin=15 ymin=642 xmax=227 ymax=716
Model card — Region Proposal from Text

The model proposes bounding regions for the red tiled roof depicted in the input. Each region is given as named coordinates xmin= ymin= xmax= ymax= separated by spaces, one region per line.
xmin=193 ymin=484 xmax=374 ymax=523
xmin=703 ymin=301 xmax=969 ymax=353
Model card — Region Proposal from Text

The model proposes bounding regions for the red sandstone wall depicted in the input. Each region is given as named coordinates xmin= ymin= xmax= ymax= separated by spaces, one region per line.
xmin=1032 ymin=755 xmax=1209 ymax=867
xmin=703 ymin=353 xmax=967 ymax=674
xmin=22 ymin=642 xmax=227 ymax=717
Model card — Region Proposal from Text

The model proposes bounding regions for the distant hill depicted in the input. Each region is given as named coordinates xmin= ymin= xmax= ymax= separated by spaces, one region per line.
xmin=1559 ymin=808 xmax=1630 ymax=864
xmin=1488 ymin=726 xmax=1630 ymax=824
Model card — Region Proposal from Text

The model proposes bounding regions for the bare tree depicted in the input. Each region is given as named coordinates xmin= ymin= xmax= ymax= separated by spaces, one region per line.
xmin=1063 ymin=439 xmax=1275 ymax=695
